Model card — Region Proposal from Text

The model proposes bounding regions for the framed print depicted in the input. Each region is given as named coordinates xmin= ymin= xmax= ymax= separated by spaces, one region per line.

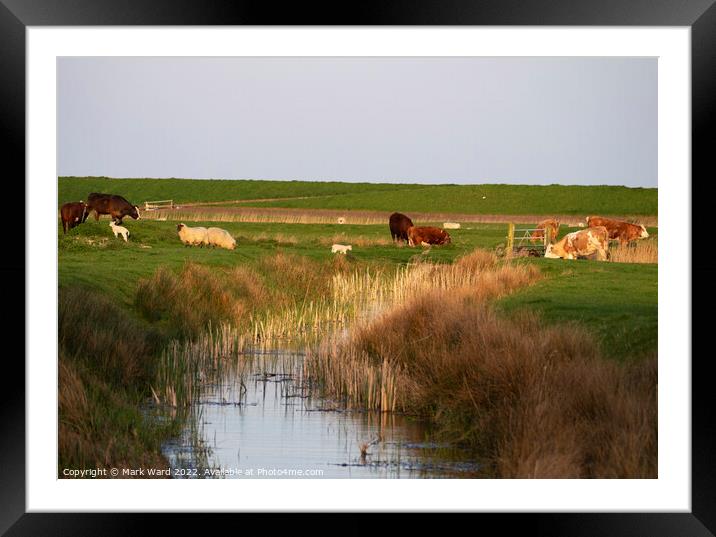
xmin=3 ymin=0 xmax=714 ymax=534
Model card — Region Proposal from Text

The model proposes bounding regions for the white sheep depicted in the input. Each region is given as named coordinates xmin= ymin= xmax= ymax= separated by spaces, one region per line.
xmin=443 ymin=222 xmax=461 ymax=229
xmin=331 ymin=244 xmax=352 ymax=254
xmin=176 ymin=223 xmax=209 ymax=247
xmin=207 ymin=227 xmax=237 ymax=250
xmin=109 ymin=221 xmax=130 ymax=242
xmin=337 ymin=217 xmax=346 ymax=224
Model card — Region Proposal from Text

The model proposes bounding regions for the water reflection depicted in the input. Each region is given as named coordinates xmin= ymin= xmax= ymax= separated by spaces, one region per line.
xmin=163 ymin=350 xmax=480 ymax=478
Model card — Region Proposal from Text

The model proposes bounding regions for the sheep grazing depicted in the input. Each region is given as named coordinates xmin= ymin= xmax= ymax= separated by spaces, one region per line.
xmin=109 ymin=221 xmax=130 ymax=242
xmin=176 ymin=223 xmax=209 ymax=247
xmin=207 ymin=227 xmax=237 ymax=250
xmin=331 ymin=244 xmax=352 ymax=254
xmin=443 ymin=222 xmax=461 ymax=230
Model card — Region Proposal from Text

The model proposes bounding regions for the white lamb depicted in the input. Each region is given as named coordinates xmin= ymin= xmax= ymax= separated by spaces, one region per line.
xmin=331 ymin=244 xmax=352 ymax=254
xmin=207 ymin=227 xmax=237 ymax=250
xmin=109 ymin=221 xmax=130 ymax=242
xmin=177 ymin=223 xmax=209 ymax=247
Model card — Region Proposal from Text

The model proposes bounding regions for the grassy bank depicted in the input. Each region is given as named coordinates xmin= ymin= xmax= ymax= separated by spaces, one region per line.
xmin=58 ymin=176 xmax=416 ymax=207
xmin=59 ymin=177 xmax=657 ymax=216
xmin=498 ymin=258 xmax=658 ymax=360
xmin=58 ymin=287 xmax=177 ymax=473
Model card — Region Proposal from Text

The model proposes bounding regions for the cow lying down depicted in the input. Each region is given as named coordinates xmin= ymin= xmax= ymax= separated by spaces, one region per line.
xmin=586 ymin=216 xmax=648 ymax=245
xmin=407 ymin=226 xmax=451 ymax=247
xmin=544 ymin=226 xmax=609 ymax=261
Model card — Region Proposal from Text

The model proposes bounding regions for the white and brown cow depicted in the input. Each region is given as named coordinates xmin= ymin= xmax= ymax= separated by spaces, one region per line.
xmin=407 ymin=226 xmax=451 ymax=247
xmin=544 ymin=226 xmax=609 ymax=261
xmin=585 ymin=216 xmax=649 ymax=245
xmin=530 ymin=218 xmax=560 ymax=245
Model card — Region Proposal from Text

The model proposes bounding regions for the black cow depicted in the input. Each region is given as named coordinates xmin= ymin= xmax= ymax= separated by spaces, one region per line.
xmin=389 ymin=212 xmax=414 ymax=243
xmin=60 ymin=201 xmax=89 ymax=234
xmin=86 ymin=193 xmax=141 ymax=224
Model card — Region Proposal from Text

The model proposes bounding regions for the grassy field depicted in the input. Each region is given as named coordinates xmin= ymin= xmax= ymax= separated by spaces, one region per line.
xmin=59 ymin=177 xmax=657 ymax=217
xmin=59 ymin=217 xmax=657 ymax=359
xmin=58 ymin=177 xmax=416 ymax=207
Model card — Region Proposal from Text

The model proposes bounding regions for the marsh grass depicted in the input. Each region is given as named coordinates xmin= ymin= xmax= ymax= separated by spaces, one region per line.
xmin=58 ymin=287 xmax=176 ymax=473
xmin=306 ymin=287 xmax=657 ymax=478
xmin=306 ymin=252 xmax=541 ymax=413
xmin=141 ymin=207 xmax=658 ymax=228
xmin=609 ymin=238 xmax=658 ymax=264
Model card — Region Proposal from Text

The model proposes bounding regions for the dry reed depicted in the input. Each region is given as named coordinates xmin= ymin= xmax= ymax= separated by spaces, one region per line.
xmin=609 ymin=238 xmax=658 ymax=264
xmin=143 ymin=206 xmax=658 ymax=227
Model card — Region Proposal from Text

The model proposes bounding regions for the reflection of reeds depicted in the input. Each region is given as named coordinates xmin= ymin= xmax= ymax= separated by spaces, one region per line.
xmin=152 ymin=322 xmax=247 ymax=409
xmin=609 ymin=238 xmax=658 ymax=264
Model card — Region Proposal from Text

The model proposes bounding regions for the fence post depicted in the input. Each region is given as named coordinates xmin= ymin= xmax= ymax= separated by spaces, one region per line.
xmin=507 ymin=222 xmax=514 ymax=252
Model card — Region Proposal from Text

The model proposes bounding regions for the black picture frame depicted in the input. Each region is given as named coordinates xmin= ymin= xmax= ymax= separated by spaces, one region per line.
xmin=3 ymin=1 xmax=713 ymax=535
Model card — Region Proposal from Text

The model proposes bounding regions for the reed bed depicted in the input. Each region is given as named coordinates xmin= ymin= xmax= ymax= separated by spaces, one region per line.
xmin=305 ymin=288 xmax=657 ymax=478
xmin=306 ymin=251 xmax=541 ymax=413
xmin=151 ymin=322 xmax=249 ymax=409
xmin=609 ymin=238 xmax=658 ymax=264
xmin=142 ymin=207 xmax=657 ymax=227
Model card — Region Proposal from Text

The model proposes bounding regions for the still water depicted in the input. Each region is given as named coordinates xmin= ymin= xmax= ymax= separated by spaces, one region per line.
xmin=163 ymin=350 xmax=481 ymax=478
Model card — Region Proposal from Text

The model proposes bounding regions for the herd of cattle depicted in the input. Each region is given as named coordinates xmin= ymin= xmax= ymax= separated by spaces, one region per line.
xmin=530 ymin=216 xmax=649 ymax=260
xmin=60 ymin=195 xmax=650 ymax=260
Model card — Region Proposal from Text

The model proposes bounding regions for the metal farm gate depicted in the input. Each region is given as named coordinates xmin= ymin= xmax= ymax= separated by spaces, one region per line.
xmin=505 ymin=222 xmax=549 ymax=257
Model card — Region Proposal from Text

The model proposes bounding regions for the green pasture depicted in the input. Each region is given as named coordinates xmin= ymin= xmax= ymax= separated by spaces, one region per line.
xmin=59 ymin=177 xmax=657 ymax=217
xmin=58 ymin=219 xmax=507 ymax=303
xmin=499 ymin=259 xmax=657 ymax=360
xmin=245 ymin=183 xmax=657 ymax=216
xmin=59 ymin=216 xmax=657 ymax=359
xmin=58 ymin=176 xmax=416 ymax=207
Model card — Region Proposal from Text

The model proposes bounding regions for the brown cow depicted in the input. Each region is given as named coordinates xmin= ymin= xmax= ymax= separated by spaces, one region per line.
xmin=86 ymin=193 xmax=141 ymax=225
xmin=530 ymin=219 xmax=560 ymax=244
xmin=544 ymin=226 xmax=609 ymax=260
xmin=60 ymin=201 xmax=89 ymax=234
xmin=389 ymin=212 xmax=414 ymax=243
xmin=586 ymin=216 xmax=648 ymax=245
xmin=407 ymin=226 xmax=451 ymax=247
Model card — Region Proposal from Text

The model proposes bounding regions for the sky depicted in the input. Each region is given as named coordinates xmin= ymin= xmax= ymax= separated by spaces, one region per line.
xmin=57 ymin=57 xmax=657 ymax=187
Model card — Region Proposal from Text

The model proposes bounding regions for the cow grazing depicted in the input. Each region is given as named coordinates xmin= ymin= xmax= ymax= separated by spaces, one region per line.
xmin=86 ymin=193 xmax=141 ymax=225
xmin=389 ymin=212 xmax=414 ymax=243
xmin=407 ymin=226 xmax=451 ymax=247
xmin=530 ymin=219 xmax=560 ymax=245
xmin=60 ymin=201 xmax=89 ymax=234
xmin=544 ymin=226 xmax=609 ymax=261
xmin=586 ymin=216 xmax=648 ymax=245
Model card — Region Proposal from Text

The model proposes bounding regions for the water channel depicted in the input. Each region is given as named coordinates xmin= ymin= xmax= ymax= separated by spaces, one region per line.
xmin=163 ymin=349 xmax=482 ymax=478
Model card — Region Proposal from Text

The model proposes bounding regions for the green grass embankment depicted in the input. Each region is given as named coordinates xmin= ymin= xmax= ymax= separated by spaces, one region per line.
xmin=59 ymin=177 xmax=657 ymax=216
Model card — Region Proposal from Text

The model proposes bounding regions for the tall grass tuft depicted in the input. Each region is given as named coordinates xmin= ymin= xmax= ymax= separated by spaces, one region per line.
xmin=609 ymin=238 xmax=658 ymax=264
